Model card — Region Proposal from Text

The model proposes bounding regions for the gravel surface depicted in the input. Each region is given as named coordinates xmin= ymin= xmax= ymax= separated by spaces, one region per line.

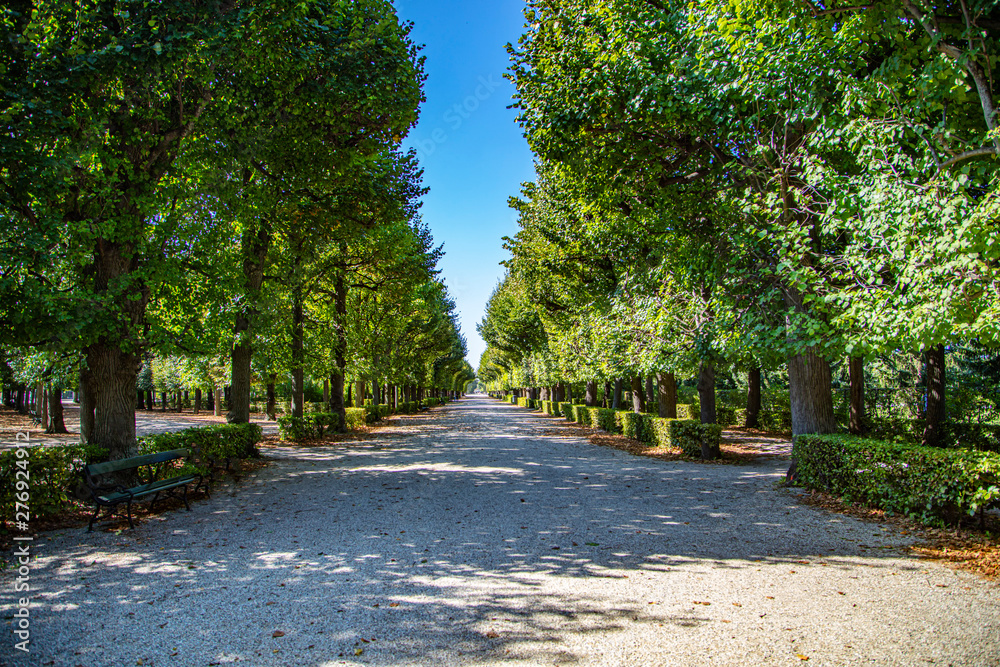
xmin=3 ymin=396 xmax=999 ymax=666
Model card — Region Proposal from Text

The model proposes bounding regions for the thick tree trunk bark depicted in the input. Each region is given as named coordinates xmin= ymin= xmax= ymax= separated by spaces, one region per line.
xmin=46 ymin=386 xmax=68 ymax=434
xmin=160 ymin=392 xmax=167 ymax=412
xmin=657 ymin=372 xmax=677 ymax=419
xmin=290 ymin=287 xmax=305 ymax=419
xmin=228 ymin=222 xmax=270 ymax=424
xmin=40 ymin=385 xmax=48 ymax=430
xmin=86 ymin=342 xmax=139 ymax=461
xmin=145 ymin=390 xmax=153 ymax=411
xmin=923 ymin=344 xmax=947 ymax=447
xmin=213 ymin=385 xmax=222 ymax=417
xmin=612 ymin=378 xmax=623 ymax=409
xmin=136 ymin=389 xmax=145 ymax=410
xmin=746 ymin=367 xmax=762 ymax=429
xmin=630 ymin=376 xmax=645 ymax=413
xmin=176 ymin=390 xmax=182 ymax=413
xmin=787 ymin=347 xmax=836 ymax=436
xmin=697 ymin=362 xmax=717 ymax=424
xmin=266 ymin=375 xmax=277 ymax=421
xmin=849 ymin=357 xmax=865 ymax=435
xmin=585 ymin=381 xmax=597 ymax=407
xmin=194 ymin=388 xmax=202 ymax=414
xmin=372 ymin=378 xmax=381 ymax=407
xmin=79 ymin=365 xmax=95 ymax=445
xmin=645 ymin=376 xmax=655 ymax=407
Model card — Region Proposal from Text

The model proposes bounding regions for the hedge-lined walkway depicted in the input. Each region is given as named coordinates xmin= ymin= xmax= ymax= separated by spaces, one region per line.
xmin=9 ymin=396 xmax=999 ymax=666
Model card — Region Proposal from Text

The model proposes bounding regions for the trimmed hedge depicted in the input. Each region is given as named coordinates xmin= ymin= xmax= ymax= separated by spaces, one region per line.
xmin=142 ymin=422 xmax=262 ymax=460
xmin=559 ymin=402 xmax=574 ymax=420
xmin=0 ymin=444 xmax=107 ymax=524
xmin=570 ymin=404 xmax=588 ymax=425
xmin=793 ymin=434 xmax=1000 ymax=526
xmin=616 ymin=411 xmax=643 ymax=439
xmin=676 ymin=403 xmax=699 ymax=420
xmin=345 ymin=408 xmax=367 ymax=429
xmin=423 ymin=397 xmax=443 ymax=408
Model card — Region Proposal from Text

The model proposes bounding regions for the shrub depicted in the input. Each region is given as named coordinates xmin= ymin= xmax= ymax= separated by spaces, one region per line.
xmin=0 ymin=444 xmax=107 ymax=525
xmin=716 ymin=406 xmax=736 ymax=427
xmin=676 ymin=403 xmax=699 ymax=420
xmin=277 ymin=415 xmax=319 ymax=441
xmin=143 ymin=422 xmax=262 ymax=460
xmin=559 ymin=402 xmax=574 ymax=420
xmin=592 ymin=408 xmax=619 ymax=433
xmin=616 ymin=411 xmax=643 ymax=440
xmin=345 ymin=408 xmax=367 ymax=429
xmin=572 ymin=404 xmax=590 ymax=425
xmin=793 ymin=434 xmax=1000 ymax=526
xmin=423 ymin=397 xmax=442 ymax=408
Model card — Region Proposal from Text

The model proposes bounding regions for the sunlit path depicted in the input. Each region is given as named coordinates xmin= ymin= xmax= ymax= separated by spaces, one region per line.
xmin=11 ymin=397 xmax=999 ymax=666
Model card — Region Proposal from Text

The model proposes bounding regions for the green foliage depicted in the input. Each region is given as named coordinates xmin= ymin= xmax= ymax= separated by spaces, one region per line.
xmin=345 ymin=408 xmax=367 ymax=430
xmin=616 ymin=412 xmax=644 ymax=440
xmin=0 ymin=444 xmax=107 ymax=526
xmin=141 ymin=423 xmax=262 ymax=460
xmin=559 ymin=402 xmax=574 ymax=420
xmin=572 ymin=404 xmax=589 ymax=425
xmin=794 ymin=434 xmax=1000 ymax=526
xmin=676 ymin=404 xmax=699 ymax=421
xmin=277 ymin=416 xmax=319 ymax=442
xmin=592 ymin=408 xmax=619 ymax=434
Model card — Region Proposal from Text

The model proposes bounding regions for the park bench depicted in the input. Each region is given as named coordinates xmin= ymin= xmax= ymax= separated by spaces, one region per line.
xmin=27 ymin=409 xmax=41 ymax=428
xmin=83 ymin=448 xmax=205 ymax=532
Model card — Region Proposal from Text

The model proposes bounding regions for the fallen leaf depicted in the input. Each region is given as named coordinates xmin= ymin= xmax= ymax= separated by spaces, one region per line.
xmin=354 ymin=648 xmax=363 ymax=656
xmin=796 ymin=654 xmax=809 ymax=661
xmin=272 ymin=631 xmax=285 ymax=638
xmin=693 ymin=601 xmax=711 ymax=606
xmin=485 ymin=631 xmax=500 ymax=639
xmin=732 ymin=603 xmax=742 ymax=607
xmin=389 ymin=602 xmax=400 ymax=608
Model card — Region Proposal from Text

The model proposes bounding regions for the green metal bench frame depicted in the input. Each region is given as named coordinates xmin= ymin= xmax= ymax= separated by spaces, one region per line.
xmin=83 ymin=448 xmax=205 ymax=532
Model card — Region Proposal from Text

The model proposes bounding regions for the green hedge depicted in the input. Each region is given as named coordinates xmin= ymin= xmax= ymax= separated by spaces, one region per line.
xmin=423 ymin=397 xmax=442 ymax=408
xmin=676 ymin=403 xmax=699 ymax=420
xmin=142 ymin=422 xmax=262 ymax=460
xmin=572 ymin=404 xmax=590 ymax=425
xmin=616 ymin=411 xmax=643 ymax=439
xmin=591 ymin=408 xmax=618 ymax=433
xmin=793 ymin=434 xmax=1000 ymax=526
xmin=558 ymin=402 xmax=574 ymax=420
xmin=0 ymin=444 xmax=107 ymax=525
xmin=345 ymin=407 xmax=367 ymax=429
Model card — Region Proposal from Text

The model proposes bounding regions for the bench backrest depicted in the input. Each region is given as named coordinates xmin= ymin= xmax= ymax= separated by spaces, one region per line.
xmin=85 ymin=448 xmax=190 ymax=476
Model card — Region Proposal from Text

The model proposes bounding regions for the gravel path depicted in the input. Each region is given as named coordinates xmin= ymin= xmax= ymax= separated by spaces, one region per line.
xmin=4 ymin=396 xmax=998 ymax=666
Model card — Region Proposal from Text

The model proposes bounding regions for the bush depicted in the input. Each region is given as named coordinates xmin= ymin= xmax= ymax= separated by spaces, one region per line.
xmin=591 ymin=408 xmax=619 ymax=433
xmin=572 ymin=404 xmax=590 ymax=425
xmin=345 ymin=408 xmax=367 ymax=429
xmin=616 ymin=411 xmax=644 ymax=440
xmin=0 ymin=444 xmax=107 ymax=525
xmin=277 ymin=415 xmax=319 ymax=441
xmin=142 ymin=422 xmax=263 ymax=460
xmin=423 ymin=397 xmax=442 ymax=408
xmin=716 ymin=406 xmax=736 ymax=427
xmin=676 ymin=403 xmax=699 ymax=420
xmin=559 ymin=402 xmax=574 ymax=420
xmin=794 ymin=434 xmax=1000 ymax=526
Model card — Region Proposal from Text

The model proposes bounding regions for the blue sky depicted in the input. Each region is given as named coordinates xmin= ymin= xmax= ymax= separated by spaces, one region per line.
xmin=394 ymin=0 xmax=535 ymax=369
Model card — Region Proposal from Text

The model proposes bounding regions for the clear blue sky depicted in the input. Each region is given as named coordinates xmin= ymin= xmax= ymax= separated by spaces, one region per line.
xmin=394 ymin=0 xmax=535 ymax=370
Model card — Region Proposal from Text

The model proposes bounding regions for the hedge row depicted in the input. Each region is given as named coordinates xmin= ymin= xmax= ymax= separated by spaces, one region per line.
xmin=0 ymin=443 xmax=107 ymax=524
xmin=141 ymin=422 xmax=263 ymax=461
xmin=278 ymin=401 xmax=437 ymax=441
xmin=793 ymin=434 xmax=1000 ymax=526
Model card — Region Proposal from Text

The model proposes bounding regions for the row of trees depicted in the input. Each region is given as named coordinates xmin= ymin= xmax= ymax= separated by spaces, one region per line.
xmin=1 ymin=0 xmax=472 ymax=460
xmin=478 ymin=0 xmax=999 ymax=447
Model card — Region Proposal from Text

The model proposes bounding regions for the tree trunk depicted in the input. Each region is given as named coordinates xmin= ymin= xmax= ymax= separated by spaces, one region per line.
xmin=612 ymin=378 xmax=623 ymax=409
xmin=194 ymin=388 xmax=202 ymax=414
xmin=630 ymin=376 xmax=645 ymax=413
xmin=79 ymin=366 xmax=95 ymax=445
xmin=86 ymin=342 xmax=140 ymax=461
xmin=849 ymin=357 xmax=865 ymax=435
xmin=176 ymin=390 xmax=183 ymax=413
xmin=40 ymin=384 xmax=48 ymax=430
xmin=46 ymin=385 xmax=68 ymax=434
xmin=136 ymin=389 xmax=146 ymax=410
xmin=266 ymin=375 xmax=277 ymax=421
xmin=160 ymin=391 xmax=167 ymax=412
xmin=787 ymin=347 xmax=836 ymax=437
xmin=657 ymin=372 xmax=677 ymax=419
xmin=603 ymin=381 xmax=611 ymax=408
xmin=290 ymin=286 xmax=305 ymax=419
xmin=923 ymin=344 xmax=947 ymax=447
xmin=228 ymin=222 xmax=270 ymax=424
xmin=746 ymin=367 xmax=762 ymax=429
xmin=145 ymin=390 xmax=153 ymax=411
xmin=372 ymin=378 xmax=381 ymax=407
xmin=585 ymin=381 xmax=597 ymax=407
xmin=697 ymin=362 xmax=717 ymax=424
xmin=213 ymin=385 xmax=222 ymax=417
xmin=645 ymin=376 xmax=655 ymax=407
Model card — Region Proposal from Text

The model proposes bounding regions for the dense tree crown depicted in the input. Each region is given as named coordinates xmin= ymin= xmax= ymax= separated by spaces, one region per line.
xmin=1 ymin=0 xmax=472 ymax=457
xmin=480 ymin=0 xmax=999 ymax=451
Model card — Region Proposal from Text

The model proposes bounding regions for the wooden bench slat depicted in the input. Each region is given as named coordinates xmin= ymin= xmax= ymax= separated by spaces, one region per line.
xmin=85 ymin=448 xmax=191 ymax=476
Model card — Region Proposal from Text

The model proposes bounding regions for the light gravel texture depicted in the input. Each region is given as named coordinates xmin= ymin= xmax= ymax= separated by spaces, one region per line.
xmin=3 ymin=396 xmax=999 ymax=666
